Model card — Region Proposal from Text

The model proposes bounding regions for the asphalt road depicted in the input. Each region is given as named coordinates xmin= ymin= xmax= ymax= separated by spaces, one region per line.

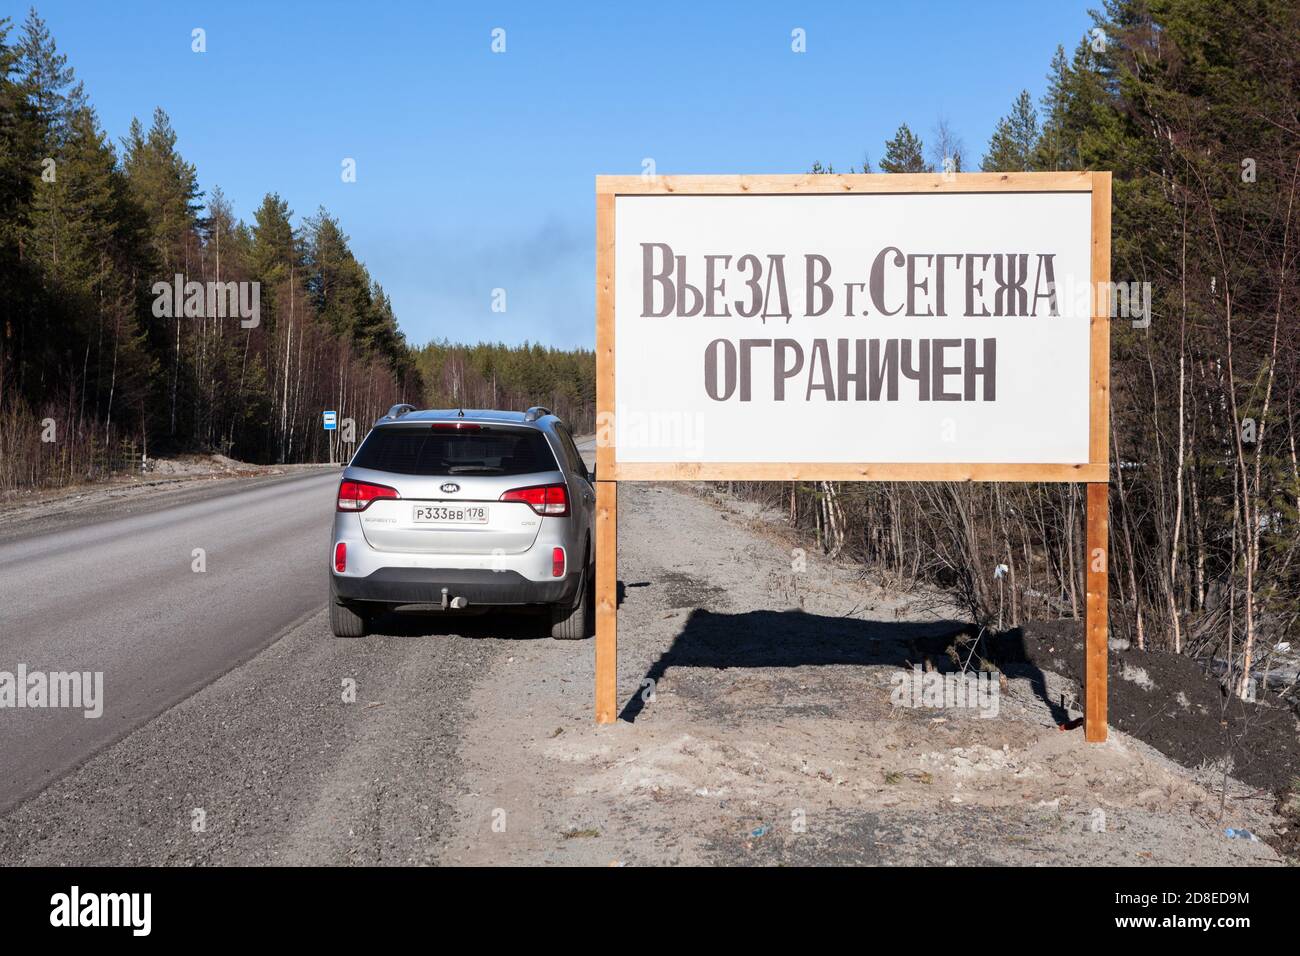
xmin=1 ymin=439 xmax=596 ymax=818
xmin=0 ymin=469 xmax=343 ymax=812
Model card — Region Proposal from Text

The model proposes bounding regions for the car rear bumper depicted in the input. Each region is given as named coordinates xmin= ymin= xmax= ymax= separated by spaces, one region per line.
xmin=332 ymin=567 xmax=580 ymax=607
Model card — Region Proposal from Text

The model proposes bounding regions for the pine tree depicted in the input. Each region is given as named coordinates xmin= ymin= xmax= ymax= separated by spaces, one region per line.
xmin=1034 ymin=46 xmax=1073 ymax=170
xmin=0 ymin=16 xmax=38 ymax=230
xmin=304 ymin=207 xmax=369 ymax=340
xmin=251 ymin=193 xmax=296 ymax=287
xmin=878 ymin=123 xmax=930 ymax=173
xmin=15 ymin=8 xmax=84 ymax=152
xmin=981 ymin=90 xmax=1039 ymax=172
xmin=0 ymin=15 xmax=44 ymax=398
xmin=122 ymin=108 xmax=203 ymax=274
xmin=9 ymin=7 xmax=95 ymax=394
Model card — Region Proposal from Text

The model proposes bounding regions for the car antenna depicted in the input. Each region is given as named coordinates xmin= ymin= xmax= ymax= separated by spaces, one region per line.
xmin=457 ymin=407 xmax=464 ymax=418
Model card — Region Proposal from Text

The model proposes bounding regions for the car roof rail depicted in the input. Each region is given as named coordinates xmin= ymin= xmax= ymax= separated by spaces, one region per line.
xmin=384 ymin=403 xmax=416 ymax=421
xmin=523 ymin=406 xmax=553 ymax=422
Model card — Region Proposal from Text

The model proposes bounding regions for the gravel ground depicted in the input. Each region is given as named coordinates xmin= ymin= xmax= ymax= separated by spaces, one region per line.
xmin=0 ymin=605 xmax=513 ymax=865
xmin=444 ymin=482 xmax=1284 ymax=866
xmin=0 ymin=475 xmax=1285 ymax=866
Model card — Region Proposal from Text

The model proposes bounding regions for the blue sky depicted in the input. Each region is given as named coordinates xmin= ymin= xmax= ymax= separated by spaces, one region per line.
xmin=23 ymin=0 xmax=1097 ymax=349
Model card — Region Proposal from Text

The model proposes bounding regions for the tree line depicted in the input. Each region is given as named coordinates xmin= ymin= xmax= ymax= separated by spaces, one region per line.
xmin=790 ymin=0 xmax=1299 ymax=696
xmin=0 ymin=9 xmax=597 ymax=490
xmin=415 ymin=341 xmax=596 ymax=433
xmin=4 ymin=3 xmax=1295 ymax=696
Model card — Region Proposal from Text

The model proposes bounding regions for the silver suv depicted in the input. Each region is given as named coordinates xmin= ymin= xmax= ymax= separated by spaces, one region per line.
xmin=328 ymin=405 xmax=595 ymax=639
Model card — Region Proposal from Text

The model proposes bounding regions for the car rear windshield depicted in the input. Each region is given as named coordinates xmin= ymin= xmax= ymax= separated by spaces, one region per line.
xmin=350 ymin=425 xmax=560 ymax=477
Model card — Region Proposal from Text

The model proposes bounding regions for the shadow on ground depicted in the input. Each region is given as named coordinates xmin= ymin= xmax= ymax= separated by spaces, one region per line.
xmin=366 ymin=606 xmax=552 ymax=640
xmin=620 ymin=607 xmax=1068 ymax=725
xmin=365 ymin=573 xmax=599 ymax=641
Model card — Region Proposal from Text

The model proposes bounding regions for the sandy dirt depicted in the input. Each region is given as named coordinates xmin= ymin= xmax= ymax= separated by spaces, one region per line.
xmin=0 ymin=466 xmax=1285 ymax=867
xmin=443 ymin=482 xmax=1284 ymax=866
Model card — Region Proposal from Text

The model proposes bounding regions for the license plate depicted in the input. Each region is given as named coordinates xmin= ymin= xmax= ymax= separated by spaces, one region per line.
xmin=412 ymin=504 xmax=489 ymax=524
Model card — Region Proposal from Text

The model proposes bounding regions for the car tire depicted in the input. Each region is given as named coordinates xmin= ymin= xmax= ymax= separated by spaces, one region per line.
xmin=329 ymin=578 xmax=369 ymax=638
xmin=550 ymin=561 xmax=591 ymax=640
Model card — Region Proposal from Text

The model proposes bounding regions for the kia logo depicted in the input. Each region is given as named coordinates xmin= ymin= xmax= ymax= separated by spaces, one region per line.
xmin=440 ymin=482 xmax=460 ymax=494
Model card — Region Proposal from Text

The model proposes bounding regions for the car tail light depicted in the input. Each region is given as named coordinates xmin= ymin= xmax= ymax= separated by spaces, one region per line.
xmin=334 ymin=542 xmax=347 ymax=572
xmin=552 ymin=547 xmax=565 ymax=578
xmin=337 ymin=479 xmax=399 ymax=511
xmin=499 ymin=483 xmax=569 ymax=516
xmin=429 ymin=422 xmax=481 ymax=431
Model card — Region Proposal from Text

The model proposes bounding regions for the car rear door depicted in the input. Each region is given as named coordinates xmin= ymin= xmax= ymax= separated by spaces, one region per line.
xmin=347 ymin=423 xmax=563 ymax=556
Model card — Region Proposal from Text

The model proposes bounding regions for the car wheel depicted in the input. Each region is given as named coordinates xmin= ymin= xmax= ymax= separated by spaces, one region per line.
xmin=550 ymin=561 xmax=590 ymax=640
xmin=329 ymin=578 xmax=369 ymax=638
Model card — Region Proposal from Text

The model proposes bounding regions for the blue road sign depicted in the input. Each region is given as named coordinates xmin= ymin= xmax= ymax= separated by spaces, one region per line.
xmin=323 ymin=411 xmax=337 ymax=430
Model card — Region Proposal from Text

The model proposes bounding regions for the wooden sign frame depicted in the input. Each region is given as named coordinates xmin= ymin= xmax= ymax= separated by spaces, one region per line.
xmin=594 ymin=171 xmax=1111 ymax=742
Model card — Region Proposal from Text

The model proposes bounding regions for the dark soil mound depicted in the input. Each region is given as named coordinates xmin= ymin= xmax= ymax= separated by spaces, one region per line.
xmin=923 ymin=619 xmax=1300 ymax=799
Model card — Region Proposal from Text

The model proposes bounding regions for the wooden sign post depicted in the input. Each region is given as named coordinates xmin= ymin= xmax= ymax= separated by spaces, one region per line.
xmin=594 ymin=172 xmax=1111 ymax=742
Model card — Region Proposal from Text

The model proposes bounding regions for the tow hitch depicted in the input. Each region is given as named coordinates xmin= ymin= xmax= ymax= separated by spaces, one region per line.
xmin=440 ymin=587 xmax=469 ymax=610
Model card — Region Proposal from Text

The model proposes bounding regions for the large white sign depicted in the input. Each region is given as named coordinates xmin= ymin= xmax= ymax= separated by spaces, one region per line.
xmin=613 ymin=191 xmax=1094 ymax=465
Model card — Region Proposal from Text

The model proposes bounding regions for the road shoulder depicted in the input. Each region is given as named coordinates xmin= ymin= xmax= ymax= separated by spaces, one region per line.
xmin=0 ymin=463 xmax=339 ymax=544
xmin=446 ymin=481 xmax=1282 ymax=866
